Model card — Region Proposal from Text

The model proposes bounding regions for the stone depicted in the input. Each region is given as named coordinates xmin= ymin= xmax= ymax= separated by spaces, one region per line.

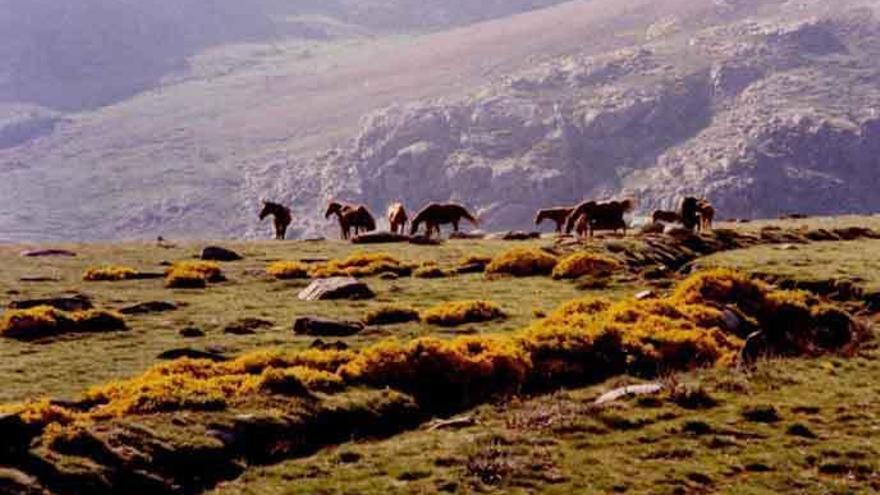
xmin=156 ymin=348 xmax=228 ymax=362
xmin=449 ymin=231 xmax=486 ymax=240
xmin=200 ymin=246 xmax=242 ymax=262
xmin=0 ymin=413 xmax=38 ymax=462
xmin=224 ymin=318 xmax=273 ymax=335
xmin=0 ymin=468 xmax=45 ymax=495
xmin=309 ymin=339 xmax=350 ymax=351
xmin=8 ymin=294 xmax=93 ymax=312
xmin=409 ymin=236 xmax=443 ymax=246
xmin=119 ymin=301 xmax=177 ymax=315
xmin=179 ymin=327 xmax=206 ymax=338
xmin=19 ymin=249 xmax=76 ymax=257
xmin=594 ymin=383 xmax=664 ymax=405
xmin=293 ymin=317 xmax=364 ymax=337
xmin=351 ymin=231 xmax=410 ymax=244
xmin=298 ymin=277 xmax=374 ymax=301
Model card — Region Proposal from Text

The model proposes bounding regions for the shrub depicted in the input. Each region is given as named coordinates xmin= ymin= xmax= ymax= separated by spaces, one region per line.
xmin=340 ymin=336 xmax=531 ymax=407
xmin=82 ymin=265 xmax=139 ymax=281
xmin=413 ymin=264 xmax=448 ymax=279
xmin=551 ymin=252 xmax=622 ymax=280
xmin=485 ymin=248 xmax=558 ymax=277
xmin=166 ymin=261 xmax=223 ymax=288
xmin=421 ymin=300 xmax=506 ymax=327
xmin=310 ymin=252 xmax=412 ymax=278
xmin=258 ymin=366 xmax=344 ymax=394
xmin=0 ymin=306 xmax=126 ymax=341
xmin=266 ymin=261 xmax=310 ymax=280
xmin=363 ymin=305 xmax=421 ymax=326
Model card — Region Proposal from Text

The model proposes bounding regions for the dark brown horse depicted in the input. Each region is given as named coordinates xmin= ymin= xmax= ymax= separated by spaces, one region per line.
xmin=259 ymin=201 xmax=292 ymax=240
xmin=387 ymin=202 xmax=408 ymax=235
xmin=410 ymin=203 xmax=479 ymax=239
xmin=564 ymin=199 xmax=634 ymax=238
xmin=325 ymin=201 xmax=376 ymax=240
xmin=536 ymin=206 xmax=575 ymax=233
xmin=652 ymin=210 xmax=681 ymax=224
xmin=680 ymin=197 xmax=714 ymax=232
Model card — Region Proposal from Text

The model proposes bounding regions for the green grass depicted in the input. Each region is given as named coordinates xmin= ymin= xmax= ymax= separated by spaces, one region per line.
xmin=0 ymin=239 xmax=630 ymax=403
xmin=212 ymin=343 xmax=880 ymax=495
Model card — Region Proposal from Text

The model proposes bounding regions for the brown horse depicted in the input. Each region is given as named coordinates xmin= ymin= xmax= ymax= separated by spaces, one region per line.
xmin=536 ymin=207 xmax=575 ymax=233
xmin=387 ymin=202 xmax=408 ymax=235
xmin=325 ymin=201 xmax=377 ymax=240
xmin=410 ymin=203 xmax=479 ymax=239
xmin=681 ymin=197 xmax=715 ymax=232
xmin=652 ymin=210 xmax=681 ymax=224
xmin=564 ymin=199 xmax=634 ymax=238
xmin=259 ymin=201 xmax=292 ymax=240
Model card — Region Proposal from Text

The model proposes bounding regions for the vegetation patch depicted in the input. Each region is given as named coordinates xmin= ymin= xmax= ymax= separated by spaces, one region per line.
xmin=485 ymin=248 xmax=558 ymax=277
xmin=82 ymin=265 xmax=139 ymax=281
xmin=421 ymin=300 xmax=506 ymax=327
xmin=310 ymin=252 xmax=413 ymax=278
xmin=266 ymin=261 xmax=310 ymax=280
xmin=552 ymin=252 xmax=622 ymax=280
xmin=363 ymin=305 xmax=421 ymax=326
xmin=165 ymin=261 xmax=224 ymax=288
xmin=413 ymin=263 xmax=448 ymax=279
xmin=0 ymin=306 xmax=126 ymax=341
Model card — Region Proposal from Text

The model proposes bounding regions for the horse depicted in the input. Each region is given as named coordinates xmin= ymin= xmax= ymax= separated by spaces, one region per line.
xmin=536 ymin=207 xmax=575 ymax=233
xmin=681 ymin=197 xmax=714 ymax=232
xmin=325 ymin=201 xmax=377 ymax=240
xmin=410 ymin=203 xmax=479 ymax=239
xmin=387 ymin=202 xmax=408 ymax=235
xmin=564 ymin=199 xmax=634 ymax=238
xmin=259 ymin=201 xmax=292 ymax=240
xmin=652 ymin=210 xmax=681 ymax=224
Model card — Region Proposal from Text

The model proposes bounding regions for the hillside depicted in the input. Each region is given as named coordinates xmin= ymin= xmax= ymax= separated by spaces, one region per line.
xmin=1 ymin=0 xmax=879 ymax=242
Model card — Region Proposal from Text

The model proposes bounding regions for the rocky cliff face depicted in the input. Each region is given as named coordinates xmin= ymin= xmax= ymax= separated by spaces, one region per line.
xmin=294 ymin=2 xmax=880 ymax=233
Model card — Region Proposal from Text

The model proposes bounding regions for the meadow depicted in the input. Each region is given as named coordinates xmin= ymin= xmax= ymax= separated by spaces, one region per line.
xmin=0 ymin=215 xmax=878 ymax=494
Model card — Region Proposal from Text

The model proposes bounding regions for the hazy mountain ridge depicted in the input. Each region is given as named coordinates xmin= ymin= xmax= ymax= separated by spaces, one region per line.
xmin=1 ymin=0 xmax=878 ymax=241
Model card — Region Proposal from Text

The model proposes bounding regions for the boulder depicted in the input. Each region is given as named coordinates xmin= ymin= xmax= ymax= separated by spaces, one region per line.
xmin=200 ymin=246 xmax=242 ymax=262
xmin=224 ymin=318 xmax=273 ymax=335
xmin=449 ymin=231 xmax=486 ymax=240
xmin=409 ymin=236 xmax=443 ymax=246
xmin=640 ymin=222 xmax=666 ymax=235
xmin=156 ymin=348 xmax=228 ymax=362
xmin=293 ymin=317 xmax=364 ymax=337
xmin=0 ymin=413 xmax=39 ymax=462
xmin=488 ymin=231 xmax=541 ymax=241
xmin=594 ymin=383 xmax=664 ymax=405
xmin=309 ymin=339 xmax=351 ymax=351
xmin=298 ymin=277 xmax=375 ymax=301
xmin=0 ymin=468 xmax=45 ymax=495
xmin=8 ymin=294 xmax=93 ymax=312
xmin=19 ymin=249 xmax=76 ymax=258
xmin=119 ymin=301 xmax=177 ymax=315
xmin=351 ymin=231 xmax=410 ymax=244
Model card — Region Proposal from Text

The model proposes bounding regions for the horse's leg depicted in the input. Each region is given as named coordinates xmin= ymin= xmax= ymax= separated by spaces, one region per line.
xmin=453 ymin=220 xmax=460 ymax=232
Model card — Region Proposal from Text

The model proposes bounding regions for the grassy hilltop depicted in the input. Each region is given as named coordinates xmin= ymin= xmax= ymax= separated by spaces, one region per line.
xmin=0 ymin=215 xmax=878 ymax=494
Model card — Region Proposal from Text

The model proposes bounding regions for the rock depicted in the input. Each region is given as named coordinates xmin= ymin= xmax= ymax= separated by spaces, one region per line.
xmin=119 ymin=301 xmax=177 ymax=315
xmin=200 ymin=246 xmax=242 ymax=262
xmin=19 ymin=249 xmax=76 ymax=257
xmin=777 ymin=243 xmax=798 ymax=251
xmin=594 ymin=383 xmax=664 ymax=405
xmin=488 ymin=231 xmax=541 ymax=241
xmin=409 ymin=236 xmax=443 ymax=246
xmin=309 ymin=339 xmax=350 ymax=351
xmin=18 ymin=276 xmax=60 ymax=283
xmin=456 ymin=263 xmax=487 ymax=275
xmin=179 ymin=327 xmax=205 ymax=338
xmin=224 ymin=318 xmax=273 ymax=335
xmin=425 ymin=415 xmax=476 ymax=431
xmin=635 ymin=290 xmax=656 ymax=300
xmin=740 ymin=331 xmax=768 ymax=366
xmin=8 ymin=294 xmax=93 ymax=312
xmin=156 ymin=348 xmax=228 ymax=362
xmin=640 ymin=222 xmax=666 ymax=235
xmin=0 ymin=468 xmax=45 ymax=495
xmin=0 ymin=413 xmax=39 ymax=462
xmin=293 ymin=317 xmax=364 ymax=337
xmin=449 ymin=231 xmax=486 ymax=240
xmin=351 ymin=231 xmax=410 ymax=244
xmin=298 ymin=277 xmax=375 ymax=301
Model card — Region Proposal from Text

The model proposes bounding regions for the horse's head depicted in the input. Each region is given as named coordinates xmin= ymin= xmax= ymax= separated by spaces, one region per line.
xmin=535 ymin=210 xmax=546 ymax=225
xmin=259 ymin=201 xmax=274 ymax=220
xmin=325 ymin=202 xmax=341 ymax=219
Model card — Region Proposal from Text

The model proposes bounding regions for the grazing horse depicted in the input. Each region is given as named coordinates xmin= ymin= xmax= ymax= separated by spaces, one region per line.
xmin=564 ymin=199 xmax=634 ymax=238
xmin=259 ymin=201 xmax=292 ymax=240
xmin=681 ymin=197 xmax=714 ymax=232
xmin=536 ymin=207 xmax=575 ymax=233
xmin=325 ymin=201 xmax=377 ymax=240
xmin=410 ymin=203 xmax=479 ymax=239
xmin=652 ymin=210 xmax=681 ymax=224
xmin=387 ymin=202 xmax=409 ymax=235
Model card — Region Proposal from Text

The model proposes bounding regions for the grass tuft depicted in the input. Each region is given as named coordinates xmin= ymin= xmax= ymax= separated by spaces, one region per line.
xmin=421 ymin=300 xmax=506 ymax=327
xmin=551 ymin=252 xmax=622 ymax=280
xmin=485 ymin=248 xmax=558 ymax=277
xmin=165 ymin=261 xmax=224 ymax=288
xmin=266 ymin=261 xmax=310 ymax=280
xmin=82 ymin=265 xmax=139 ymax=281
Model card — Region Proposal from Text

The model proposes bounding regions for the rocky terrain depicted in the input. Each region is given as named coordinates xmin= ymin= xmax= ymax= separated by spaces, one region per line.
xmin=1 ymin=0 xmax=879 ymax=241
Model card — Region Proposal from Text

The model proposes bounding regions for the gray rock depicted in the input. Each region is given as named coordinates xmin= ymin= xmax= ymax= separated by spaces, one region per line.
xmin=156 ymin=348 xmax=228 ymax=362
xmin=119 ymin=301 xmax=177 ymax=315
xmin=298 ymin=277 xmax=375 ymax=301
xmin=351 ymin=231 xmax=410 ymax=244
xmin=224 ymin=318 xmax=273 ymax=335
xmin=19 ymin=249 xmax=76 ymax=257
xmin=594 ymin=383 xmax=664 ymax=405
xmin=179 ymin=327 xmax=206 ymax=338
xmin=293 ymin=317 xmax=364 ymax=337
xmin=201 ymin=246 xmax=242 ymax=262
xmin=8 ymin=294 xmax=93 ymax=312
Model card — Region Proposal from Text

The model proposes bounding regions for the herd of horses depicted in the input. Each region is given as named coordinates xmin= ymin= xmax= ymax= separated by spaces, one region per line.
xmin=259 ymin=196 xmax=715 ymax=241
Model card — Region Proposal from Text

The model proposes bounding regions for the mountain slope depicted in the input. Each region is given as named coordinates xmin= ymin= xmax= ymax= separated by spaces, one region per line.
xmin=1 ymin=0 xmax=878 ymax=241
